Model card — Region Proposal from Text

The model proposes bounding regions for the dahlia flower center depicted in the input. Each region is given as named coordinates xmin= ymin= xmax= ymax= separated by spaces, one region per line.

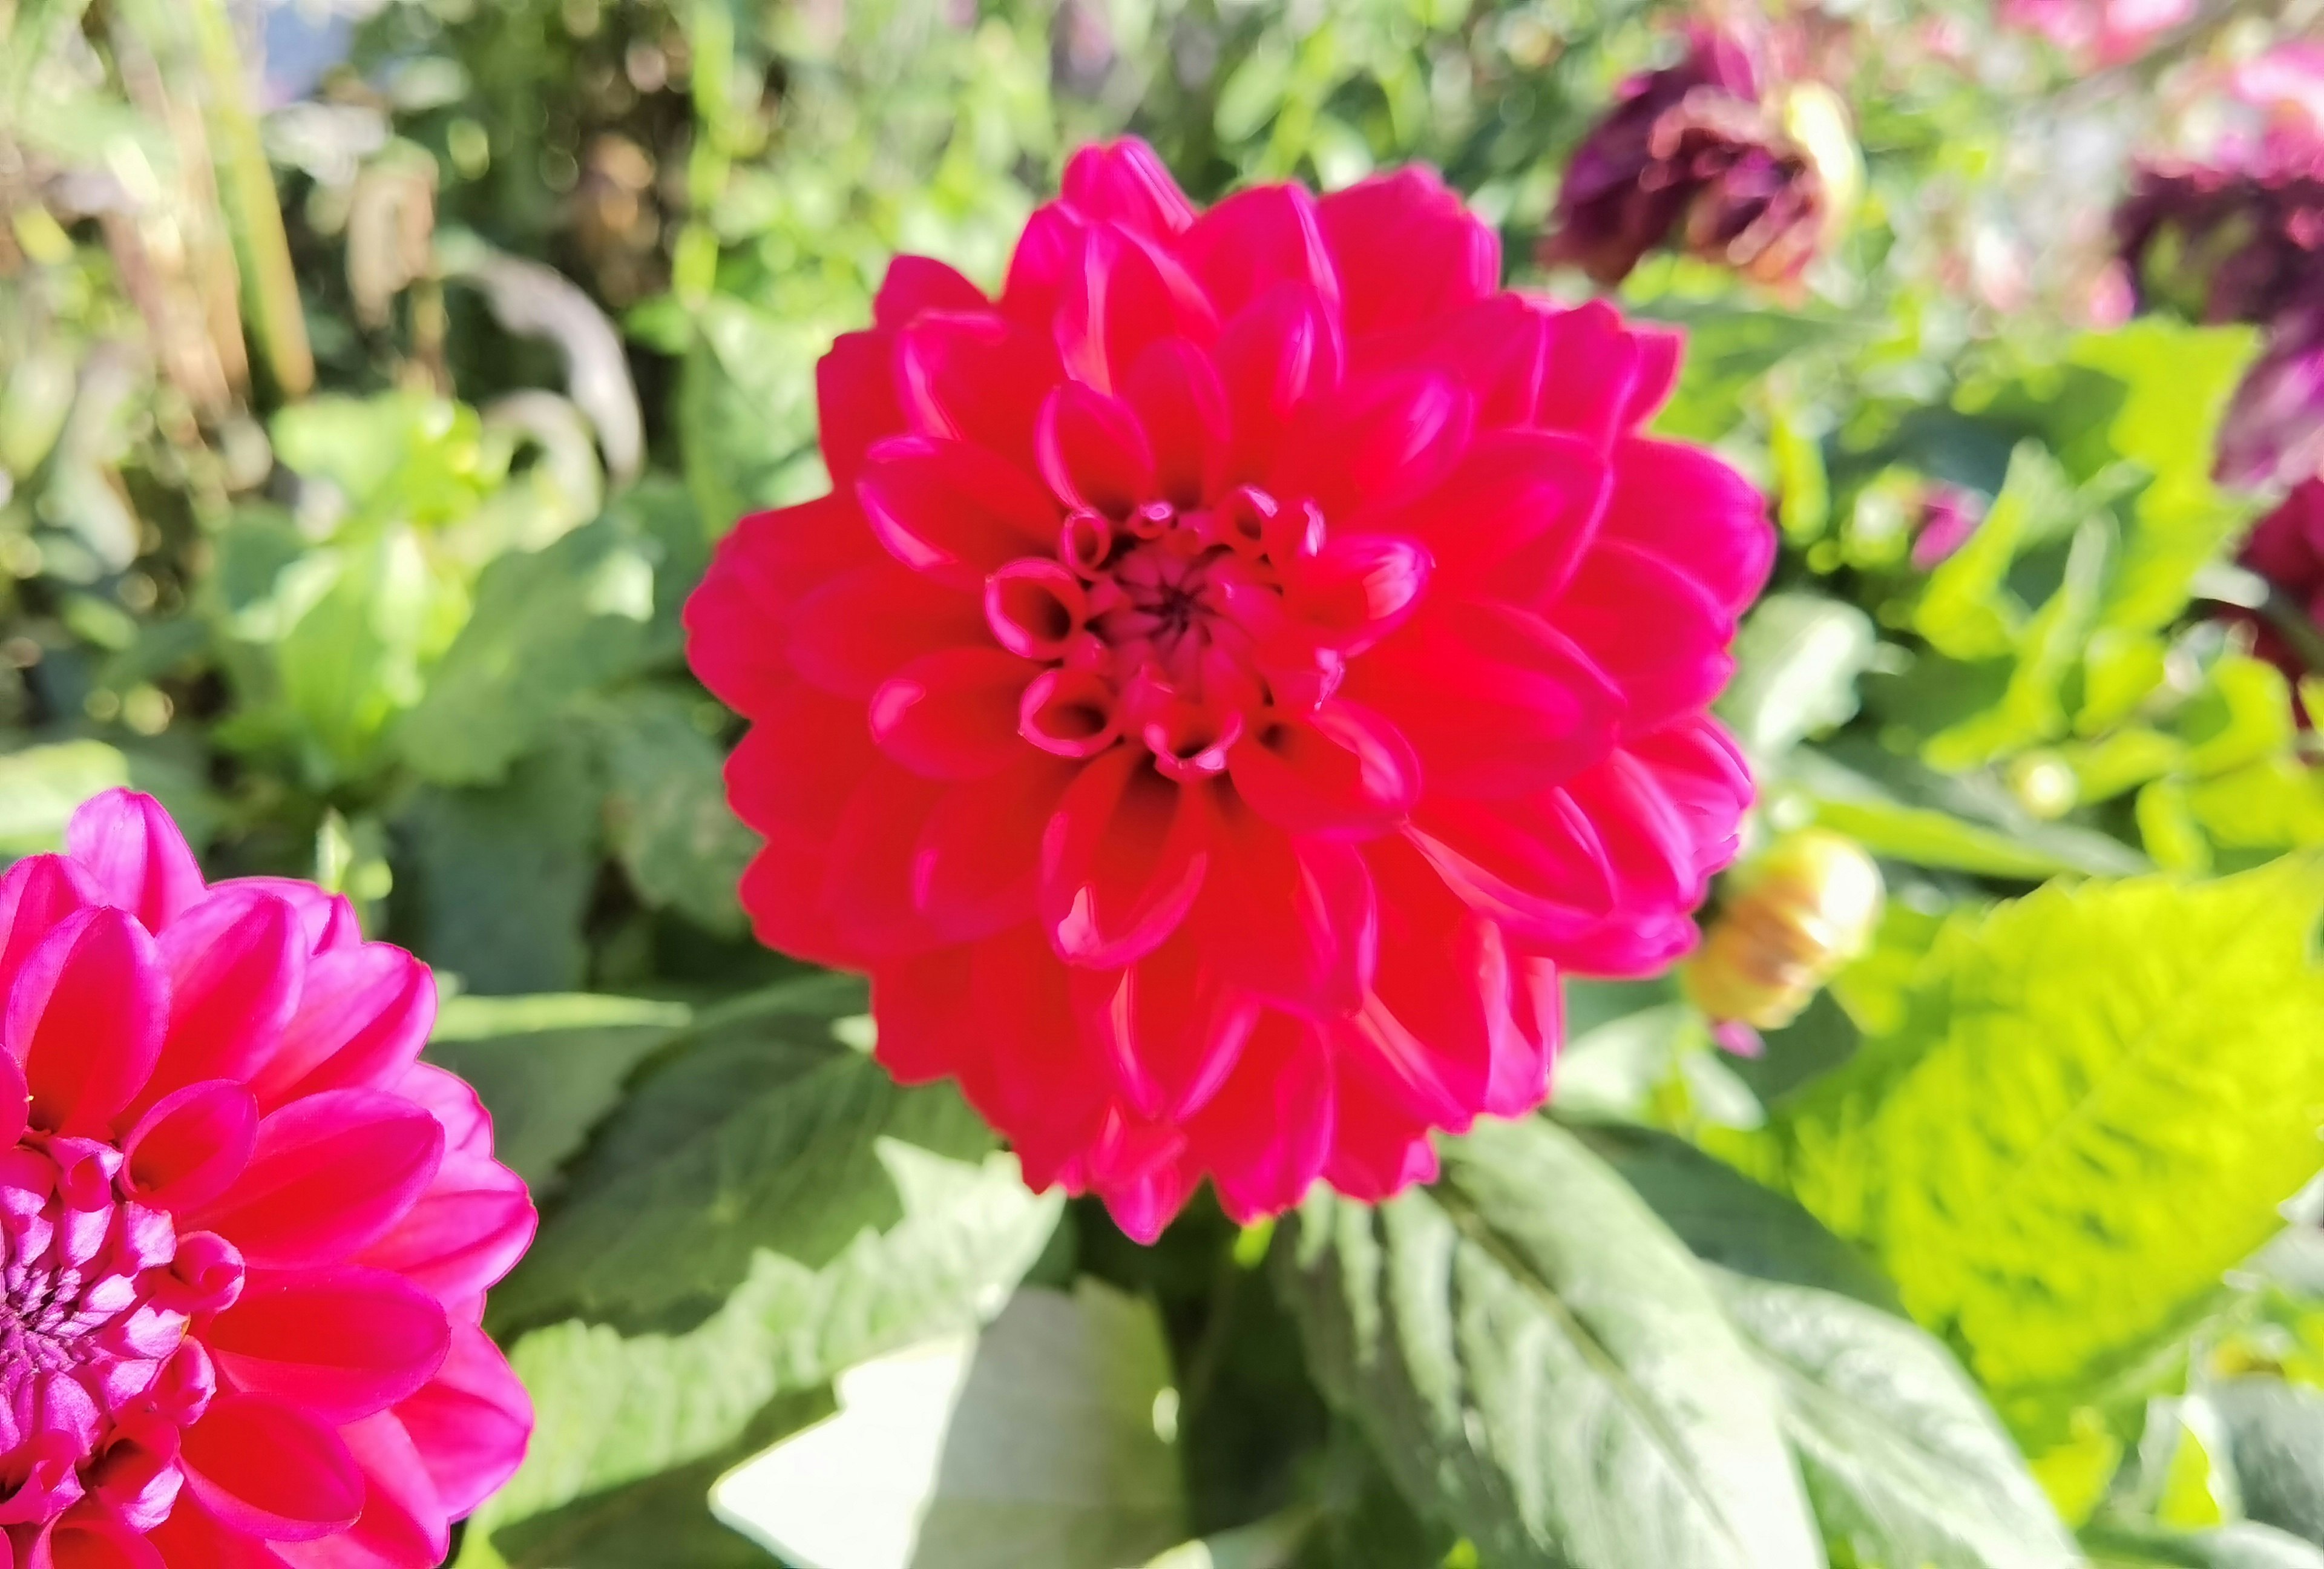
xmin=1002 ymin=487 xmax=1327 ymax=781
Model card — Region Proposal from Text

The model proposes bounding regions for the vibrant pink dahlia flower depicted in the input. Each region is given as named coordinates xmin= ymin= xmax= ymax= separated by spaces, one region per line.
xmin=0 ymin=791 xmax=533 ymax=1567
xmin=688 ymin=140 xmax=1770 ymax=1240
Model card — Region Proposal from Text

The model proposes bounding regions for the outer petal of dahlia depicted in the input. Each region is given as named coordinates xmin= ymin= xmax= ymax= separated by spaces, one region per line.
xmin=816 ymin=765 xmax=951 ymax=959
xmin=202 ymin=1268 xmax=450 ymax=1426
xmin=1175 ymin=184 xmax=1341 ymax=321
xmin=390 ymin=1322 xmax=531 ymax=1521
xmin=207 ymin=881 xmax=361 ymax=958
xmin=65 ymin=789 xmax=205 ymax=936
xmin=0 ymin=855 xmax=100 ymax=1000
xmin=855 ymin=436 xmax=1060 ymax=590
xmin=787 ymin=560 xmax=988 ymax=700
xmin=1039 ymin=750 xmax=1213 ymax=967
xmin=873 ymin=256 xmax=989 ymax=327
xmin=952 ymin=928 xmax=1114 ymax=1187
xmin=1059 ymin=140 xmax=1196 ymax=240
xmin=186 ymin=1091 xmax=444 ymax=1273
xmin=1068 ymin=925 xmax=1257 ymax=1122
xmin=176 ymin=1396 xmax=363 ymax=1544
xmin=1183 ymin=1013 xmax=1336 ymax=1223
xmin=1322 ymin=1056 xmax=1440 ymax=1202
xmin=1315 ymin=168 xmax=1500 ymax=339
xmin=1535 ymin=299 xmax=1684 ymax=447
xmin=268 ymin=1412 xmax=447 ymax=1569
xmin=683 ymin=495 xmax=875 ymax=714
xmin=1355 ymin=428 xmax=1610 ymax=605
xmin=120 ymin=1081 xmax=258 ymax=1215
xmin=1192 ymin=800 xmax=1376 ymax=1017
xmin=869 ymin=947 xmax=977 ymax=1087
xmin=893 ymin=312 xmax=1060 ymax=475
xmin=245 ymin=946 xmax=433 ymax=1111
xmin=726 ymin=686 xmax=881 ymax=843
xmin=4 ymin=908 xmax=166 ymax=1138
xmin=138 ymin=892 xmax=306 ymax=1117
xmin=1600 ymin=435 xmax=1776 ymax=615
xmin=1092 ymin=1144 xmax=1198 ymax=1246
xmin=1553 ymin=539 xmax=1737 ymax=736
xmin=1212 ymin=283 xmax=1344 ymax=484
xmin=910 ymin=759 xmax=1075 ymax=941
xmin=352 ymin=1151 xmax=536 ymax=1316
xmin=1269 ymin=371 xmax=1472 ymax=522
xmin=1345 ymin=602 xmax=1623 ymax=798
xmin=1053 ymin=223 xmax=1219 ymax=395
xmin=145 ymin=1495 xmax=293 ymax=1568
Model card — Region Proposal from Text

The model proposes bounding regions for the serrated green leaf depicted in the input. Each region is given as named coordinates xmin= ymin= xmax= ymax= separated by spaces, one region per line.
xmin=1276 ymin=1116 xmax=1823 ymax=1569
xmin=490 ymin=974 xmax=1027 ymax=1335
xmin=1770 ymin=858 xmax=2324 ymax=1438
xmin=709 ymin=1281 xmax=1185 ymax=1569
xmin=582 ymin=686 xmax=754 ymax=934
xmin=398 ymin=518 xmax=657 ymax=787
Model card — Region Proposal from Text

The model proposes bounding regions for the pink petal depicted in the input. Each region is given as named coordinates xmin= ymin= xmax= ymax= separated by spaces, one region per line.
xmin=872 ymin=255 xmax=988 ymax=326
xmin=1554 ymin=540 xmax=1735 ymax=735
xmin=269 ymin=1413 xmax=447 ymax=1569
xmin=1212 ymin=283 xmax=1344 ymax=485
xmin=65 ymin=789 xmax=206 ymax=934
xmin=1176 ymin=183 xmax=1339 ymax=321
xmin=1068 ymin=927 xmax=1257 ymax=1120
xmin=1185 ymin=1013 xmax=1336 ymax=1223
xmin=1192 ymin=801 xmax=1376 ymax=1016
xmin=1316 ymin=167 xmax=1498 ymax=338
xmin=207 ymin=880 xmax=361 ymax=956
xmin=1037 ymin=749 xmax=1213 ymax=967
xmin=246 ymin=945 xmax=434 ymax=1111
xmin=816 ymin=330 xmax=907 ymax=485
xmin=855 ymin=436 xmax=1060 ymax=590
xmin=140 ymin=889 xmax=306 ymax=1113
xmin=352 ymin=1153 xmax=534 ymax=1308
xmin=145 ymin=1493 xmax=297 ymax=1568
xmin=1407 ymin=792 xmax=1618 ymax=941
xmin=815 ymin=764 xmax=949 ymax=959
xmin=910 ymin=758 xmax=1075 ymax=940
xmin=870 ymin=946 xmax=978 ymax=1085
xmin=42 ymin=1510 xmax=165 ymax=1569
xmin=1227 ymin=702 xmax=1420 ymax=840
xmin=393 ymin=1062 xmax=493 ymax=1160
xmin=725 ymin=685 xmax=880 ymax=840
xmin=0 ymin=854 xmax=100 ymax=1001
xmin=5 ymin=907 xmax=166 ymax=1137
xmin=206 ymin=1268 xmax=451 ymax=1425
xmin=787 ymin=561 xmax=987 ymax=699
xmin=392 ymin=1321 xmax=531 ymax=1521
xmin=122 ymin=1080 xmax=258 ymax=1214
xmin=1059 ymin=139 xmax=1196 ymax=238
xmin=869 ymin=648 xmax=1040 ymax=781
xmin=1268 ymin=370 xmax=1472 ymax=522
xmin=683 ymin=494 xmax=878 ymax=714
xmin=1600 ymin=436 xmax=1774 ymax=614
xmin=1321 ymin=1053 xmax=1440 ymax=1201
xmin=178 ymin=1395 xmax=364 ymax=1543
xmin=1036 ymin=383 xmax=1156 ymax=516
xmin=1281 ymin=534 xmax=1432 ymax=653
xmin=1361 ymin=429 xmax=1610 ymax=603
xmin=893 ymin=311 xmax=1059 ymax=476
xmin=1054 ymin=224 xmax=1218 ymax=395
xmin=189 ymin=1090 xmax=444 ymax=1271
xmin=1122 ymin=340 xmax=1228 ymax=507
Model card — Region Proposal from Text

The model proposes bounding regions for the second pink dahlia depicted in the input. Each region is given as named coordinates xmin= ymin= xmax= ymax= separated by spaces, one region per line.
xmin=687 ymin=140 xmax=1771 ymax=1240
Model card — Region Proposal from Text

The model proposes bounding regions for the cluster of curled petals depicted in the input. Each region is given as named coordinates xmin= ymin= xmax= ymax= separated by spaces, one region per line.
xmin=1543 ymin=27 xmax=1840 ymax=289
xmin=688 ymin=140 xmax=1770 ymax=1242
xmin=0 ymin=791 xmax=533 ymax=1567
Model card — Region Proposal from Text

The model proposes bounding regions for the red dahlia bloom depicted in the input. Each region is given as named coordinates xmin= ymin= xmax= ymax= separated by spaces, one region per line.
xmin=0 ymin=791 xmax=533 ymax=1567
xmin=688 ymin=140 xmax=1771 ymax=1240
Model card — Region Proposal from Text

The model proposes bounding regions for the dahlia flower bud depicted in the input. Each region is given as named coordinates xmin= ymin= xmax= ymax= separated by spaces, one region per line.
xmin=688 ymin=139 xmax=1771 ymax=1240
xmin=0 ymin=791 xmax=534 ymax=1564
xmin=1910 ymin=481 xmax=1987 ymax=569
xmin=1544 ymin=28 xmax=1857 ymax=289
xmin=1681 ymin=829 xmax=1883 ymax=1039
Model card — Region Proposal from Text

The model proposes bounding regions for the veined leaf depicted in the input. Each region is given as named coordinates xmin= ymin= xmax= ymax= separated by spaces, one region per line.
xmin=1769 ymin=858 xmax=2324 ymax=1438
xmin=709 ymin=1282 xmax=1185 ymax=1569
xmin=2206 ymin=1378 xmax=2324 ymax=1548
xmin=1276 ymin=1116 xmax=1823 ymax=1569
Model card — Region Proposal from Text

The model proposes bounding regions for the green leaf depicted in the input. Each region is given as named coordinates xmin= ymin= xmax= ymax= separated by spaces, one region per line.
xmin=424 ymin=993 xmax=691 ymax=1191
xmin=2083 ymin=1521 xmax=2324 ymax=1569
xmin=1718 ymin=594 xmax=1877 ymax=765
xmin=1276 ymin=1116 xmax=1823 ymax=1569
xmin=490 ymin=975 xmax=1030 ymax=1335
xmin=680 ymin=298 xmax=832 ymax=538
xmin=1768 ymin=858 xmax=2324 ymax=1438
xmin=0 ymin=738 xmax=126 ymax=857
xmin=397 ymin=518 xmax=657 ymax=787
xmin=461 ymin=1056 xmax=1060 ymax=1565
xmin=1714 ymin=1270 xmax=2079 ymax=1569
xmin=582 ymin=686 xmax=755 ymax=935
xmin=393 ymin=737 xmax=605 ymax=995
xmin=2207 ymin=1379 xmax=2324 ymax=1548
xmin=709 ymin=1281 xmax=1186 ymax=1568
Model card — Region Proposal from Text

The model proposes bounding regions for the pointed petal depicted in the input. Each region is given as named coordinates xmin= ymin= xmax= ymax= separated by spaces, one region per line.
xmin=910 ymin=758 xmax=1075 ymax=940
xmin=66 ymin=789 xmax=205 ymax=933
xmin=178 ymin=1396 xmax=364 ymax=1543
xmin=0 ymin=854 xmax=100 ymax=1002
xmin=190 ymin=1090 xmax=444 ymax=1271
xmin=1069 ymin=926 xmax=1256 ymax=1120
xmin=1554 ymin=539 xmax=1735 ymax=734
xmin=392 ymin=1321 xmax=530 ymax=1521
xmin=1212 ymin=283 xmax=1343 ymax=485
xmin=5 ymin=907 xmax=165 ymax=1136
xmin=1193 ymin=800 xmax=1376 ymax=1016
xmin=206 ymin=1268 xmax=451 ymax=1425
xmin=869 ymin=648 xmax=1039 ymax=780
xmin=1268 ymin=371 xmax=1472 ymax=521
xmin=1227 ymin=702 xmax=1419 ymax=840
xmin=246 ymin=944 xmax=433 ymax=1110
xmin=1176 ymin=183 xmax=1339 ymax=321
xmin=1186 ymin=1013 xmax=1335 ymax=1223
xmin=352 ymin=1153 xmax=535 ymax=1309
xmin=1059 ymin=139 xmax=1196 ymax=238
xmin=893 ymin=311 xmax=1059 ymax=476
xmin=142 ymin=889 xmax=306 ymax=1113
xmin=122 ymin=1080 xmax=258 ymax=1215
xmin=1036 ymin=383 xmax=1155 ymax=515
xmin=1316 ymin=168 xmax=1498 ymax=338
xmin=787 ymin=560 xmax=987 ymax=699
xmin=1122 ymin=339 xmax=1228 ymax=508
xmin=1600 ymin=436 xmax=1774 ymax=613
xmin=855 ymin=436 xmax=1059 ymax=590
xmin=1037 ymin=750 xmax=1212 ymax=967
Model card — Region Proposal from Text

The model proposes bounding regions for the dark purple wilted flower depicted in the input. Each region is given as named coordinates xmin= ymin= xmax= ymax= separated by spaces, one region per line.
xmin=1544 ymin=27 xmax=1856 ymax=289
xmin=2218 ymin=300 xmax=2324 ymax=489
xmin=2227 ymin=475 xmax=2324 ymax=719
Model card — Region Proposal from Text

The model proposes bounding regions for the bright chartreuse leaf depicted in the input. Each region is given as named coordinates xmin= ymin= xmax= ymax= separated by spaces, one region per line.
xmin=1767 ymin=857 xmax=2324 ymax=1440
xmin=1718 ymin=593 xmax=1878 ymax=765
xmin=708 ymin=1281 xmax=1186 ymax=1569
xmin=1276 ymin=1116 xmax=1825 ymax=1569
xmin=581 ymin=685 xmax=755 ymax=935
xmin=488 ymin=973 xmax=1039 ymax=1334
xmin=396 ymin=516 xmax=658 ymax=787
xmin=459 ymin=1143 xmax=1059 ymax=1569
xmin=424 ymin=992 xmax=692 ymax=1191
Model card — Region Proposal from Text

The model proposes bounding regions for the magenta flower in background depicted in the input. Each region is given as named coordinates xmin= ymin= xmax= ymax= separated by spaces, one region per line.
xmin=1998 ymin=0 xmax=2194 ymax=65
xmin=1911 ymin=482 xmax=1988 ymax=569
xmin=688 ymin=139 xmax=1771 ymax=1242
xmin=0 ymin=791 xmax=533 ymax=1567
xmin=1543 ymin=26 xmax=1848 ymax=289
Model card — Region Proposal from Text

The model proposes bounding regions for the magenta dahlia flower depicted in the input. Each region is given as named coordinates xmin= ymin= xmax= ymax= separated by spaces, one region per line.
xmin=687 ymin=140 xmax=1770 ymax=1240
xmin=0 ymin=791 xmax=533 ymax=1567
